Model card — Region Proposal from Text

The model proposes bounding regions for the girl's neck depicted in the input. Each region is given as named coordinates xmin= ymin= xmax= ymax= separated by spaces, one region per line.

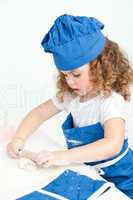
xmin=79 ymin=91 xmax=99 ymax=102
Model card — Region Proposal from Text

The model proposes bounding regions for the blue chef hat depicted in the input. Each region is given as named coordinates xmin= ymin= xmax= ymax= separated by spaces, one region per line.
xmin=41 ymin=14 xmax=106 ymax=71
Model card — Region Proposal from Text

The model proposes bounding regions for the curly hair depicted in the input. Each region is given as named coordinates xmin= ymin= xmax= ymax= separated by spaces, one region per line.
xmin=56 ymin=37 xmax=133 ymax=102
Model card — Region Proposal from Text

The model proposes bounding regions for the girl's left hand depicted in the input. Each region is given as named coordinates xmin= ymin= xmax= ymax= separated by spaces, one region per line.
xmin=35 ymin=150 xmax=70 ymax=167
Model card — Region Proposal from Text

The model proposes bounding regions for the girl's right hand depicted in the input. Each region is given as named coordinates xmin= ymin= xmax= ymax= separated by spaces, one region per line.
xmin=7 ymin=137 xmax=25 ymax=159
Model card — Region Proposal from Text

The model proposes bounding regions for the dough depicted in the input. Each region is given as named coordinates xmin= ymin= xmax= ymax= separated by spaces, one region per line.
xmin=17 ymin=157 xmax=37 ymax=171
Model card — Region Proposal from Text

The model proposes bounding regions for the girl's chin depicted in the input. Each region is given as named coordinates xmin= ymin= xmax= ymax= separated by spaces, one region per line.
xmin=73 ymin=89 xmax=87 ymax=96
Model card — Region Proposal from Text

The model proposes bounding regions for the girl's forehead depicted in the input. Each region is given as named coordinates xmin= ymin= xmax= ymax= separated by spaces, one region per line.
xmin=61 ymin=64 xmax=88 ymax=73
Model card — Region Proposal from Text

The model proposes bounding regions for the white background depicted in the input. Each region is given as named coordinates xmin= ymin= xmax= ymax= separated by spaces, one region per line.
xmin=0 ymin=2 xmax=133 ymax=199
xmin=0 ymin=0 xmax=133 ymax=144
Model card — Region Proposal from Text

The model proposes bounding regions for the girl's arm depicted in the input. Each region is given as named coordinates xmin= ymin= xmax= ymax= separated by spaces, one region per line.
xmin=13 ymin=99 xmax=61 ymax=142
xmin=65 ymin=117 xmax=125 ymax=163
xmin=7 ymin=99 xmax=61 ymax=158
xmin=36 ymin=118 xmax=125 ymax=166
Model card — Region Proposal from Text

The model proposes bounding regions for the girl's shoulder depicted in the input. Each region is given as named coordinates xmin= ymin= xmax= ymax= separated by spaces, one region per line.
xmin=100 ymin=91 xmax=127 ymax=125
xmin=51 ymin=91 xmax=76 ymax=111
xmin=100 ymin=91 xmax=125 ymax=105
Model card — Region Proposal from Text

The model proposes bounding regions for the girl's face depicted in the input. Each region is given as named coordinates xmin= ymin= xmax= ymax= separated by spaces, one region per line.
xmin=61 ymin=64 xmax=94 ymax=97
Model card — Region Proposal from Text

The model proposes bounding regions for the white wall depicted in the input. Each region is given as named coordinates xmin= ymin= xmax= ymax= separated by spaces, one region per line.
xmin=0 ymin=0 xmax=133 ymax=144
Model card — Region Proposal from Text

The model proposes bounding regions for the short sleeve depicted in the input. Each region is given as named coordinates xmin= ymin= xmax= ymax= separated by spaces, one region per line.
xmin=100 ymin=92 xmax=126 ymax=125
xmin=51 ymin=92 xmax=74 ymax=111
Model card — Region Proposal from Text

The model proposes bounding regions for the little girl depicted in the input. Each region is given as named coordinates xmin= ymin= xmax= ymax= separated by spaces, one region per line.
xmin=7 ymin=14 xmax=133 ymax=198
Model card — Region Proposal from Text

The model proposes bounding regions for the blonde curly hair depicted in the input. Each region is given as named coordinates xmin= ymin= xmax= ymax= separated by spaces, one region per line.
xmin=55 ymin=37 xmax=133 ymax=102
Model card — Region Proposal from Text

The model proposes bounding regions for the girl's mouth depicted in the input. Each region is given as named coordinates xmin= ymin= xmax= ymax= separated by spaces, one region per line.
xmin=73 ymin=89 xmax=80 ymax=93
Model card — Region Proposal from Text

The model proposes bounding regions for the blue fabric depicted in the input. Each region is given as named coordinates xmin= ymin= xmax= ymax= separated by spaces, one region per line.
xmin=17 ymin=170 xmax=112 ymax=200
xmin=62 ymin=113 xmax=133 ymax=199
xmin=62 ymin=113 xmax=128 ymax=166
xmin=62 ymin=113 xmax=104 ymax=149
xmin=102 ymin=148 xmax=133 ymax=198
xmin=42 ymin=170 xmax=111 ymax=200
xmin=41 ymin=14 xmax=106 ymax=71
xmin=16 ymin=191 xmax=58 ymax=200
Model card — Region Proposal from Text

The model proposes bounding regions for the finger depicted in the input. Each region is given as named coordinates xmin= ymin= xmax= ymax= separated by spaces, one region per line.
xmin=42 ymin=160 xmax=53 ymax=168
xmin=36 ymin=154 xmax=53 ymax=165
xmin=7 ymin=149 xmax=18 ymax=158
xmin=7 ymin=143 xmax=21 ymax=158
xmin=20 ymin=150 xmax=38 ymax=162
xmin=45 ymin=159 xmax=61 ymax=167
xmin=36 ymin=158 xmax=48 ymax=166
xmin=36 ymin=155 xmax=53 ymax=166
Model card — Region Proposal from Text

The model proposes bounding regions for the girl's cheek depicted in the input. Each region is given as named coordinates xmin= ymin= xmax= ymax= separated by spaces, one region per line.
xmin=66 ymin=78 xmax=75 ymax=85
xmin=65 ymin=79 xmax=77 ymax=89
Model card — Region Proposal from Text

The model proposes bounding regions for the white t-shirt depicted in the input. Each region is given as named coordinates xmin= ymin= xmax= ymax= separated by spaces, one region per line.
xmin=52 ymin=91 xmax=130 ymax=138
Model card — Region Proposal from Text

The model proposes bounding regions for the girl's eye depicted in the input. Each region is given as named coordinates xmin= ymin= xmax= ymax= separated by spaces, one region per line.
xmin=63 ymin=73 xmax=80 ymax=78
xmin=73 ymin=74 xmax=80 ymax=77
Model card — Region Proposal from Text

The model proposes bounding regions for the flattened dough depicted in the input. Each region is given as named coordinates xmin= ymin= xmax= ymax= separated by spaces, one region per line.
xmin=17 ymin=157 xmax=37 ymax=171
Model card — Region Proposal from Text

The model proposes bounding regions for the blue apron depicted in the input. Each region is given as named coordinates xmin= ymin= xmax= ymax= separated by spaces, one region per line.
xmin=17 ymin=169 xmax=113 ymax=200
xmin=62 ymin=113 xmax=133 ymax=199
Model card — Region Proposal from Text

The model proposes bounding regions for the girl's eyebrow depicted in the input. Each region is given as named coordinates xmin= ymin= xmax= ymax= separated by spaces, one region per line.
xmin=72 ymin=70 xmax=81 ymax=74
xmin=61 ymin=70 xmax=80 ymax=74
xmin=62 ymin=71 xmax=80 ymax=76
xmin=72 ymin=71 xmax=80 ymax=74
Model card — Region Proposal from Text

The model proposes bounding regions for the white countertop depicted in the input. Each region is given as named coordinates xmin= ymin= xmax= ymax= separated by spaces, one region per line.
xmin=0 ymin=119 xmax=131 ymax=200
